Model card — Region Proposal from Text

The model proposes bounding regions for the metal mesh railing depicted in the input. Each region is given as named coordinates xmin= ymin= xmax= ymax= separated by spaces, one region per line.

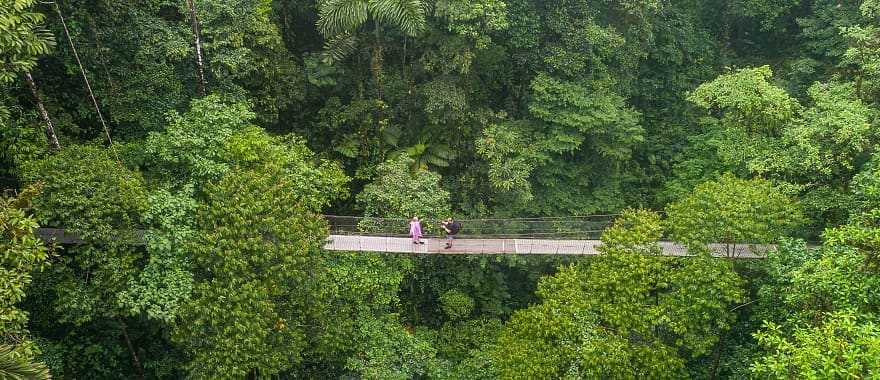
xmin=324 ymin=214 xmax=617 ymax=240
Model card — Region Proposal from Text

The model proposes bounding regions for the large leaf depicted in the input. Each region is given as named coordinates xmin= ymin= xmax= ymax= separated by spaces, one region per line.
xmin=317 ymin=0 xmax=369 ymax=36
xmin=0 ymin=346 xmax=51 ymax=380
xmin=322 ymin=32 xmax=359 ymax=63
xmin=368 ymin=0 xmax=427 ymax=36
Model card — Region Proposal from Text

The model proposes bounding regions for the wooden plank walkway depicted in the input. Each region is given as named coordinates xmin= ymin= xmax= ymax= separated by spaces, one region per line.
xmin=324 ymin=235 xmax=769 ymax=258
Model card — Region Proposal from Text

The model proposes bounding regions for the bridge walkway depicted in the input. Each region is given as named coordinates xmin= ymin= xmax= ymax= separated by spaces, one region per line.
xmin=324 ymin=234 xmax=766 ymax=258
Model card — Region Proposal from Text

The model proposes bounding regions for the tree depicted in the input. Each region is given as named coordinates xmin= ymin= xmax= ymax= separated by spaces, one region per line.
xmin=689 ymin=65 xmax=799 ymax=137
xmin=433 ymin=0 xmax=508 ymax=50
xmin=356 ymin=155 xmax=450 ymax=231
xmin=299 ymin=250 xmax=413 ymax=377
xmin=172 ymin=167 xmax=328 ymax=377
xmin=842 ymin=0 xmax=880 ymax=101
xmin=492 ymin=210 xmax=744 ymax=378
xmin=19 ymin=145 xmax=149 ymax=376
xmin=21 ymin=145 xmax=148 ymax=325
xmin=143 ymin=95 xmax=254 ymax=185
xmin=476 ymin=73 xmax=645 ymax=214
xmin=194 ymin=0 xmax=305 ymax=123
xmin=170 ymin=124 xmax=348 ymax=376
xmin=0 ymin=106 xmax=49 ymax=182
xmin=0 ymin=185 xmax=50 ymax=366
xmin=184 ymin=0 xmax=206 ymax=96
xmin=116 ymin=186 xmax=196 ymax=323
xmin=0 ymin=0 xmax=59 ymax=150
xmin=824 ymin=152 xmax=880 ymax=271
xmin=665 ymin=174 xmax=803 ymax=255
xmin=752 ymin=311 xmax=880 ymax=379
xmin=682 ymin=66 xmax=876 ymax=230
xmin=343 ymin=315 xmax=437 ymax=379
xmin=0 ymin=0 xmax=55 ymax=83
xmin=754 ymin=240 xmax=880 ymax=330
xmin=744 ymin=82 xmax=875 ymax=181
xmin=316 ymin=0 xmax=428 ymax=63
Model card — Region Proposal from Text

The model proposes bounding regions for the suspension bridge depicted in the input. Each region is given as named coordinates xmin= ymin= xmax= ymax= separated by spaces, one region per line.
xmin=34 ymin=215 xmax=770 ymax=258
xmin=323 ymin=215 xmax=768 ymax=258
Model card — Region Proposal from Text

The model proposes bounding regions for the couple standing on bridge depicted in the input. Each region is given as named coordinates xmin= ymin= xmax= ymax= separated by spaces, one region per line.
xmin=410 ymin=217 xmax=461 ymax=249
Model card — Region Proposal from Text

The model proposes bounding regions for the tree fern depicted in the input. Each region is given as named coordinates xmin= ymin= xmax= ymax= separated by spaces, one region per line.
xmin=425 ymin=143 xmax=454 ymax=167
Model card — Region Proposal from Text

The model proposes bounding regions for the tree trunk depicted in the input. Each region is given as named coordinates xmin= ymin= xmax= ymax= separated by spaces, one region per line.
xmin=186 ymin=0 xmax=207 ymax=96
xmin=24 ymin=72 xmax=61 ymax=151
xmin=118 ymin=319 xmax=145 ymax=380
xmin=856 ymin=71 xmax=863 ymax=100
xmin=710 ymin=332 xmax=726 ymax=379
xmin=371 ymin=23 xmax=384 ymax=101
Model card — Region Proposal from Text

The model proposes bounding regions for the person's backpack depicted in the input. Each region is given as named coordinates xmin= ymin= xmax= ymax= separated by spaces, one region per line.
xmin=450 ymin=221 xmax=462 ymax=234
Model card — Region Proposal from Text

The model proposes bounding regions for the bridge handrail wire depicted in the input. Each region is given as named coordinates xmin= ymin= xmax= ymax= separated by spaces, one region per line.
xmin=323 ymin=214 xmax=622 ymax=221
xmin=324 ymin=214 xmax=616 ymax=240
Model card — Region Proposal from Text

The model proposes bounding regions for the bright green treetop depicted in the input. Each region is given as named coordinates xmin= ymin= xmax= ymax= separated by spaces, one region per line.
xmin=0 ymin=185 xmax=50 ymax=361
xmin=666 ymin=174 xmax=803 ymax=249
xmin=752 ymin=311 xmax=880 ymax=379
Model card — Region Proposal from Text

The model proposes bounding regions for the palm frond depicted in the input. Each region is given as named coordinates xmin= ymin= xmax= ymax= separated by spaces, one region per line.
xmin=0 ymin=346 xmax=51 ymax=380
xmin=322 ymin=32 xmax=358 ymax=63
xmin=317 ymin=0 xmax=369 ymax=37
xmin=368 ymin=0 xmax=427 ymax=36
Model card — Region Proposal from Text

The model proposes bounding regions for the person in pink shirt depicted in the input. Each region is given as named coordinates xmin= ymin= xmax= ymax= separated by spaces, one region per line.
xmin=410 ymin=216 xmax=425 ymax=244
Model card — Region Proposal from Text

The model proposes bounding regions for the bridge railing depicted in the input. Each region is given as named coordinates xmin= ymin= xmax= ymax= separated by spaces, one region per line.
xmin=323 ymin=215 xmax=617 ymax=240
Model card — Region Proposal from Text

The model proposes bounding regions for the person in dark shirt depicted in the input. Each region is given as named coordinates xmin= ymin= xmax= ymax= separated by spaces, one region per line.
xmin=441 ymin=217 xmax=461 ymax=249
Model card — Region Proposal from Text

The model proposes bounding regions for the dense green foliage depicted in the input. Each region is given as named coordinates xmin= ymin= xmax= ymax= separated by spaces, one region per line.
xmin=493 ymin=210 xmax=744 ymax=378
xmin=0 ymin=186 xmax=50 ymax=364
xmin=665 ymin=174 xmax=804 ymax=250
xmin=3 ymin=0 xmax=880 ymax=378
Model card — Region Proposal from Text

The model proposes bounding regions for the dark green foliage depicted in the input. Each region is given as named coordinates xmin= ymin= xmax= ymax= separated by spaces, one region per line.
xmin=22 ymin=145 xmax=147 ymax=324
xmin=4 ymin=0 xmax=880 ymax=378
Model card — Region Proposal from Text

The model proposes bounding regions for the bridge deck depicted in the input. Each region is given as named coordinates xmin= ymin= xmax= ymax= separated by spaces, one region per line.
xmin=324 ymin=235 xmax=767 ymax=258
xmin=32 ymin=229 xmax=767 ymax=258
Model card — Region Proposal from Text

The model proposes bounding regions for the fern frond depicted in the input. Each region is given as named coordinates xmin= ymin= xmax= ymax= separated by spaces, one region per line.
xmin=381 ymin=124 xmax=401 ymax=146
xmin=429 ymin=143 xmax=455 ymax=160
xmin=426 ymin=154 xmax=450 ymax=167
xmin=368 ymin=0 xmax=427 ymax=36
xmin=317 ymin=0 xmax=369 ymax=37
